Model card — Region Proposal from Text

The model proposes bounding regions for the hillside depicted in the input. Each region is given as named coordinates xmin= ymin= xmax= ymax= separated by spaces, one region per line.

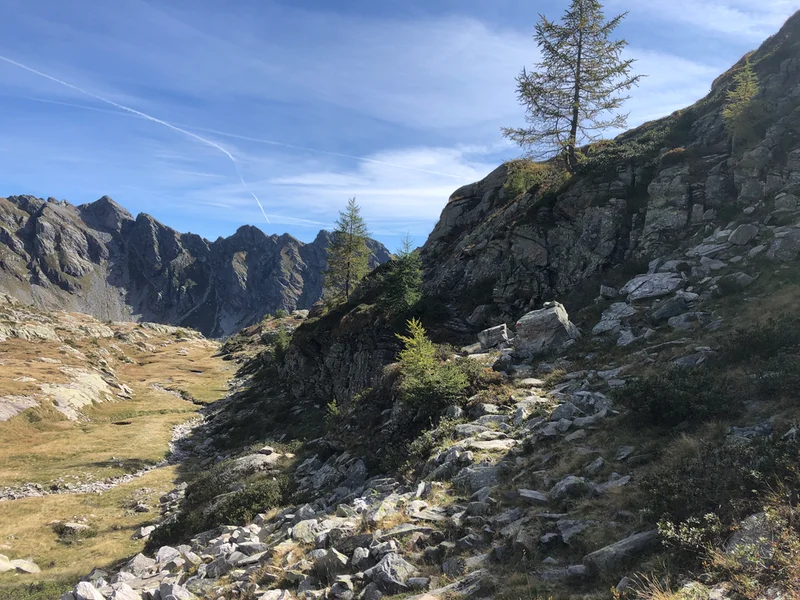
xmin=0 ymin=295 xmax=234 ymax=596
xmin=0 ymin=196 xmax=390 ymax=337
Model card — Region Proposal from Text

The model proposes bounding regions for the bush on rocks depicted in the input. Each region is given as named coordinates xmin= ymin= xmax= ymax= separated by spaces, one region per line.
xmin=396 ymin=319 xmax=469 ymax=419
xmin=613 ymin=366 xmax=740 ymax=427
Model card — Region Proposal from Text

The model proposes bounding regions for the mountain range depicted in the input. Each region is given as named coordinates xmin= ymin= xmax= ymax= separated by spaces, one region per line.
xmin=0 ymin=195 xmax=390 ymax=337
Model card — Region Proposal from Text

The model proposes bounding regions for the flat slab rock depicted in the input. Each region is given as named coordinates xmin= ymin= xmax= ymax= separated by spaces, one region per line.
xmin=620 ymin=273 xmax=684 ymax=302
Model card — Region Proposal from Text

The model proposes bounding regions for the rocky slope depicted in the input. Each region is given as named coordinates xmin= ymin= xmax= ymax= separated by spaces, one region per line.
xmin=278 ymin=11 xmax=800 ymax=416
xmin=421 ymin=9 xmax=800 ymax=332
xmin=0 ymin=195 xmax=390 ymax=337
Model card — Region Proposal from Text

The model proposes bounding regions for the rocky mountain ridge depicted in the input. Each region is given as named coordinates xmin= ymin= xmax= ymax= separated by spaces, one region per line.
xmin=420 ymin=9 xmax=800 ymax=332
xmin=0 ymin=195 xmax=390 ymax=337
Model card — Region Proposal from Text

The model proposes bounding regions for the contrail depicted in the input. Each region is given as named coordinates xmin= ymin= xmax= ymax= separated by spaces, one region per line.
xmin=192 ymin=128 xmax=467 ymax=180
xmin=0 ymin=55 xmax=271 ymax=224
xmin=26 ymin=96 xmax=467 ymax=180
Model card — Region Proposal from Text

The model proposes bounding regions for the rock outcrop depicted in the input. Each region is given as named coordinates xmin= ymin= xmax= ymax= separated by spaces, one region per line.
xmin=0 ymin=197 xmax=389 ymax=337
xmin=420 ymin=10 xmax=800 ymax=331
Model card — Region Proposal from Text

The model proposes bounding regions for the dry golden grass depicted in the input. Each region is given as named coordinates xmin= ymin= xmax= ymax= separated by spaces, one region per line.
xmin=0 ymin=388 xmax=195 ymax=485
xmin=0 ymin=311 xmax=234 ymax=586
xmin=0 ymin=466 xmax=178 ymax=586
xmin=0 ymin=320 xmax=232 ymax=486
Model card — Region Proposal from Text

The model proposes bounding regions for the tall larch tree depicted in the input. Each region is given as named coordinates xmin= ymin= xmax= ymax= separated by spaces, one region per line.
xmin=324 ymin=197 xmax=370 ymax=303
xmin=722 ymin=58 xmax=759 ymax=153
xmin=503 ymin=0 xmax=643 ymax=172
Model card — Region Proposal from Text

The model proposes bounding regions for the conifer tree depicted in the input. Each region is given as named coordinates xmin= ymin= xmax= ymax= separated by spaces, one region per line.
xmin=722 ymin=59 xmax=759 ymax=153
xmin=324 ymin=198 xmax=370 ymax=303
xmin=381 ymin=234 xmax=423 ymax=314
xmin=503 ymin=0 xmax=642 ymax=172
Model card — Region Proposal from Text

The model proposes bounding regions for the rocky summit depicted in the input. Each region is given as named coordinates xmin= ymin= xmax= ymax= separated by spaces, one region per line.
xmin=0 ymin=196 xmax=389 ymax=337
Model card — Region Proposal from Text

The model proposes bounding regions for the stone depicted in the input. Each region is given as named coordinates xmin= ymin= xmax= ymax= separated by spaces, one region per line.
xmin=74 ymin=582 xmax=106 ymax=600
xmin=557 ymin=519 xmax=593 ymax=544
xmin=725 ymin=513 xmax=775 ymax=565
xmin=583 ymin=530 xmax=660 ymax=574
xmin=585 ymin=457 xmax=605 ymax=476
xmin=615 ymin=446 xmax=635 ymax=461
xmin=363 ymin=553 xmax=419 ymax=594
xmin=9 ymin=559 xmax=40 ymax=574
xmin=477 ymin=324 xmax=509 ymax=350
xmin=310 ymin=547 xmax=349 ymax=580
xmin=156 ymin=546 xmax=181 ymax=564
xmin=564 ymin=429 xmax=587 ymax=442
xmin=700 ymin=256 xmax=726 ymax=271
xmin=550 ymin=476 xmax=594 ymax=503
xmin=453 ymin=464 xmax=504 ymax=492
xmin=550 ymin=402 xmax=579 ymax=421
xmin=122 ymin=553 xmax=155 ymax=576
xmin=592 ymin=303 xmax=636 ymax=335
xmin=352 ymin=547 xmax=372 ymax=571
xmin=620 ymin=273 xmax=683 ymax=302
xmin=109 ymin=584 xmax=141 ymax=600
xmin=518 ymin=489 xmax=549 ymax=506
xmin=616 ymin=329 xmax=636 ymax=347
xmin=259 ymin=592 xmax=293 ymax=600
xmin=514 ymin=302 xmax=581 ymax=356
xmin=649 ymin=296 xmax=689 ymax=323
xmin=159 ymin=582 xmax=197 ymax=600
xmin=728 ymin=224 xmax=759 ymax=245
xmin=132 ymin=525 xmax=155 ymax=540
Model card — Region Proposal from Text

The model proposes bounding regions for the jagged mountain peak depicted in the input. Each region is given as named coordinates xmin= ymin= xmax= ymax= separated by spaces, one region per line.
xmin=0 ymin=197 xmax=389 ymax=336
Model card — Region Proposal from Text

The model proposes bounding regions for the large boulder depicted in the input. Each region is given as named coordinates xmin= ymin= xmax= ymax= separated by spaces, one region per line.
xmin=583 ymin=530 xmax=659 ymax=574
xmin=363 ymin=552 xmax=419 ymax=594
xmin=477 ymin=324 xmax=509 ymax=350
xmin=514 ymin=302 xmax=580 ymax=356
xmin=74 ymin=582 xmax=106 ymax=600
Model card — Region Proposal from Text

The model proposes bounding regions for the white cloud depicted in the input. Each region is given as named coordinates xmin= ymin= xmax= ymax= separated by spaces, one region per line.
xmin=615 ymin=0 xmax=797 ymax=39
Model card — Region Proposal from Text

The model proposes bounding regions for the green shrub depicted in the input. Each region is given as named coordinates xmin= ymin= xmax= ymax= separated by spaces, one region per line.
xmin=614 ymin=366 xmax=740 ymax=427
xmin=51 ymin=522 xmax=98 ymax=545
xmin=0 ymin=580 xmax=77 ymax=600
xmin=274 ymin=309 xmax=289 ymax=319
xmin=719 ymin=314 xmax=800 ymax=363
xmin=380 ymin=235 xmax=422 ymax=315
xmin=642 ymin=434 xmax=800 ymax=525
xmin=504 ymin=159 xmax=566 ymax=198
xmin=273 ymin=328 xmax=292 ymax=362
xmin=396 ymin=319 xmax=469 ymax=418
xmin=148 ymin=475 xmax=287 ymax=548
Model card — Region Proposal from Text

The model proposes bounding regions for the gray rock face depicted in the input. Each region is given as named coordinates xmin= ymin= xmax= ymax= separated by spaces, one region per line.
xmin=583 ymin=530 xmax=660 ymax=574
xmin=620 ymin=273 xmax=684 ymax=302
xmin=363 ymin=553 xmax=419 ymax=594
xmin=593 ymin=303 xmax=636 ymax=335
xmin=728 ymin=224 xmax=759 ymax=245
xmin=550 ymin=476 xmax=595 ymax=503
xmin=74 ymin=582 xmax=106 ymax=600
xmin=477 ymin=324 xmax=509 ymax=349
xmin=514 ymin=302 xmax=581 ymax=356
xmin=0 ymin=196 xmax=390 ymax=337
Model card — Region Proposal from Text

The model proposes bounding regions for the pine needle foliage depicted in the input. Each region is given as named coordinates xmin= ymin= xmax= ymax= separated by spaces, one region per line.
xmin=503 ymin=0 xmax=643 ymax=172
xmin=381 ymin=234 xmax=423 ymax=314
xmin=396 ymin=318 xmax=469 ymax=417
xmin=722 ymin=59 xmax=760 ymax=152
xmin=324 ymin=197 xmax=370 ymax=303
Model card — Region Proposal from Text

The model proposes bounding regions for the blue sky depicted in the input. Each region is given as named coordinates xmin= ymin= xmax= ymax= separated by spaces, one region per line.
xmin=0 ymin=0 xmax=796 ymax=250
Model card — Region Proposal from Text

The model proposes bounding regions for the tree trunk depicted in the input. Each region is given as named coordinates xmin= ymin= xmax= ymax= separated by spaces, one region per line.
xmin=568 ymin=2 xmax=585 ymax=172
